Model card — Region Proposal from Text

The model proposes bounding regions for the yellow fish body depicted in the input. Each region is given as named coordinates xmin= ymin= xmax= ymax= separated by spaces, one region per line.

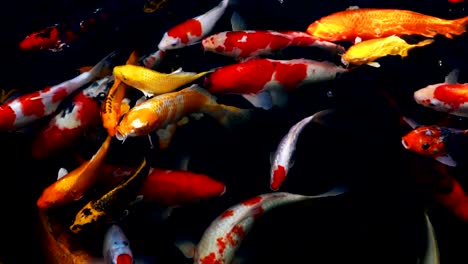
xmin=115 ymin=84 xmax=252 ymax=141
xmin=341 ymin=35 xmax=434 ymax=67
xmin=113 ymin=64 xmax=211 ymax=97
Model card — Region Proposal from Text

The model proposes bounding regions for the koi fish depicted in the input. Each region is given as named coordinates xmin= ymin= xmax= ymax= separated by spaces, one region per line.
xmin=194 ymin=187 xmax=346 ymax=264
xmin=306 ymin=8 xmax=468 ymax=42
xmin=138 ymin=168 xmax=226 ymax=206
xmin=102 ymin=50 xmax=140 ymax=137
xmin=31 ymin=75 xmax=114 ymax=160
xmin=201 ymin=30 xmax=345 ymax=60
xmin=401 ymin=122 xmax=464 ymax=167
xmin=413 ymin=69 xmax=468 ymax=117
xmin=341 ymin=35 xmax=434 ymax=67
xmin=36 ymin=136 xmax=112 ymax=209
xmin=103 ymin=224 xmax=133 ymax=264
xmin=19 ymin=8 xmax=110 ymax=52
xmin=69 ymin=158 xmax=149 ymax=234
xmin=113 ymin=64 xmax=211 ymax=97
xmin=203 ymin=58 xmax=348 ymax=109
xmin=270 ymin=109 xmax=335 ymax=191
xmin=37 ymin=210 xmax=93 ymax=264
xmin=140 ymin=49 xmax=166 ymax=69
xmin=115 ymin=84 xmax=252 ymax=142
xmin=0 ymin=51 xmax=115 ymax=132
xmin=157 ymin=0 xmax=231 ymax=51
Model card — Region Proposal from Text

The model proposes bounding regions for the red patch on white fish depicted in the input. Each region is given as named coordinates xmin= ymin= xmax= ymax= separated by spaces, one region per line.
xmin=21 ymin=92 xmax=46 ymax=116
xmin=271 ymin=165 xmax=286 ymax=191
xmin=242 ymin=196 xmax=262 ymax=206
xmin=0 ymin=106 xmax=16 ymax=130
xmin=116 ymin=254 xmax=133 ymax=264
xmin=167 ymin=19 xmax=203 ymax=44
xmin=433 ymin=84 xmax=468 ymax=111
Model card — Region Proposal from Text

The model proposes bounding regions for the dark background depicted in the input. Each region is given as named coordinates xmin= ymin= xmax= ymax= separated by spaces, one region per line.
xmin=0 ymin=0 xmax=467 ymax=263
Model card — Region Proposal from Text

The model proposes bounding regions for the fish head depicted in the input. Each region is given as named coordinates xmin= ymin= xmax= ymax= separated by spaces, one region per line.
xmin=306 ymin=20 xmax=349 ymax=42
xmin=414 ymin=84 xmax=453 ymax=113
xmin=113 ymin=65 xmax=130 ymax=82
xmin=83 ymin=75 xmax=114 ymax=101
xmin=103 ymin=225 xmax=133 ymax=264
xmin=401 ymin=126 xmax=447 ymax=156
xmin=116 ymin=116 xmax=151 ymax=141
xmin=69 ymin=202 xmax=104 ymax=234
xmin=158 ymin=33 xmax=182 ymax=51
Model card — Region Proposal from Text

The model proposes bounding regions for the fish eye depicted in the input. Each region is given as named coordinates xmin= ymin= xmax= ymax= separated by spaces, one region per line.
xmin=171 ymin=42 xmax=178 ymax=47
xmin=422 ymin=143 xmax=430 ymax=150
xmin=97 ymin=92 xmax=107 ymax=99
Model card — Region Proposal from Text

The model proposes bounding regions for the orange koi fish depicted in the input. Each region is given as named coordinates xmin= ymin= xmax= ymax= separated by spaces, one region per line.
xmin=36 ymin=135 xmax=112 ymax=209
xmin=102 ymin=50 xmax=140 ymax=137
xmin=306 ymin=8 xmax=468 ymax=42
xmin=115 ymin=84 xmax=252 ymax=142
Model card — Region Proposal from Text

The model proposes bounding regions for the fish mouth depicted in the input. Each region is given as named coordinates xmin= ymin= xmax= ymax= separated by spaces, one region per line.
xmin=115 ymin=131 xmax=127 ymax=142
xmin=401 ymin=138 xmax=410 ymax=149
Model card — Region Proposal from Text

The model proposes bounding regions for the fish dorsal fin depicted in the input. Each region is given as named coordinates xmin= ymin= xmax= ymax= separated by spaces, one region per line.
xmin=170 ymin=67 xmax=183 ymax=74
xmin=435 ymin=154 xmax=457 ymax=167
xmin=57 ymin=167 xmax=69 ymax=180
xmin=445 ymin=69 xmax=459 ymax=84
xmin=347 ymin=5 xmax=359 ymax=10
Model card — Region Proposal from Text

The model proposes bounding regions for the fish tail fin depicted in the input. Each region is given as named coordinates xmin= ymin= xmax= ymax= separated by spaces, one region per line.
xmin=445 ymin=15 xmax=468 ymax=38
xmin=204 ymin=104 xmax=253 ymax=128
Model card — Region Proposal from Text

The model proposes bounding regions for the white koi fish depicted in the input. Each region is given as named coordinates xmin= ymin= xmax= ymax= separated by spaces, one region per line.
xmin=103 ymin=224 xmax=133 ymax=264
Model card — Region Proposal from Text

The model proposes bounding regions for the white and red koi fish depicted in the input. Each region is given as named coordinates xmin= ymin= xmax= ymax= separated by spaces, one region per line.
xmin=141 ymin=49 xmax=166 ymax=69
xmin=0 ymin=51 xmax=115 ymax=132
xmin=203 ymin=58 xmax=348 ymax=109
xmin=194 ymin=187 xmax=346 ymax=264
xmin=157 ymin=0 xmax=231 ymax=51
xmin=103 ymin=224 xmax=133 ymax=264
xmin=31 ymin=75 xmax=114 ymax=160
xmin=202 ymin=30 xmax=345 ymax=60
xmin=414 ymin=69 xmax=468 ymax=117
xmin=270 ymin=109 xmax=335 ymax=191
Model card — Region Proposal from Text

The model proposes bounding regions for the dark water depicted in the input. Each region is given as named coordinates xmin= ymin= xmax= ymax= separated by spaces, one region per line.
xmin=0 ymin=0 xmax=467 ymax=263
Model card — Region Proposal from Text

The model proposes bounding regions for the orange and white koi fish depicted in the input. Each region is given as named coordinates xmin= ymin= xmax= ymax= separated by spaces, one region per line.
xmin=306 ymin=7 xmax=468 ymax=42
xmin=102 ymin=50 xmax=140 ymax=137
xmin=202 ymin=30 xmax=345 ymax=60
xmin=203 ymin=58 xmax=348 ymax=109
xmin=113 ymin=64 xmax=211 ymax=97
xmin=194 ymin=187 xmax=346 ymax=264
xmin=115 ymin=84 xmax=252 ymax=142
xmin=270 ymin=109 xmax=334 ymax=191
xmin=157 ymin=0 xmax=231 ymax=51
xmin=31 ymin=75 xmax=114 ymax=160
xmin=103 ymin=224 xmax=133 ymax=264
xmin=0 ymin=52 xmax=115 ymax=132
xmin=139 ymin=168 xmax=226 ymax=206
xmin=36 ymin=135 xmax=112 ymax=209
xmin=401 ymin=118 xmax=464 ymax=167
xmin=413 ymin=69 xmax=468 ymax=118
xmin=341 ymin=35 xmax=434 ymax=67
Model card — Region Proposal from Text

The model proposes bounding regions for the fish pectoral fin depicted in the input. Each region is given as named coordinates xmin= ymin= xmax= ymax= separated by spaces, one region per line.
xmin=366 ymin=62 xmax=380 ymax=68
xmin=242 ymin=92 xmax=273 ymax=110
xmin=231 ymin=10 xmax=248 ymax=31
xmin=435 ymin=154 xmax=457 ymax=167
xmin=57 ymin=167 xmax=69 ymax=180
xmin=175 ymin=239 xmax=197 ymax=259
xmin=354 ymin=36 xmax=362 ymax=44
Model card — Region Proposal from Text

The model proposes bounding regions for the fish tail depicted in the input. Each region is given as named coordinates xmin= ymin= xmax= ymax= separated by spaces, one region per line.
xmin=444 ymin=15 xmax=468 ymax=38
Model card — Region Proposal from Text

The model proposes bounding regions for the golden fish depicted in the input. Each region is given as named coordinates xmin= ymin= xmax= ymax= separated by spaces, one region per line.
xmin=341 ymin=36 xmax=435 ymax=67
xmin=69 ymin=157 xmax=149 ymax=234
xmin=306 ymin=7 xmax=468 ymax=42
xmin=115 ymin=84 xmax=252 ymax=142
xmin=102 ymin=50 xmax=140 ymax=137
xmin=113 ymin=64 xmax=211 ymax=97
xmin=36 ymin=136 xmax=112 ymax=209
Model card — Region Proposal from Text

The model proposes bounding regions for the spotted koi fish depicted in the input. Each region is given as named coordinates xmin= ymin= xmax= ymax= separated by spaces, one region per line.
xmin=270 ymin=109 xmax=335 ymax=191
xmin=414 ymin=69 xmax=468 ymax=118
xmin=202 ymin=30 xmax=345 ymax=60
xmin=195 ymin=187 xmax=346 ymax=264
xmin=306 ymin=7 xmax=468 ymax=42
xmin=69 ymin=158 xmax=149 ymax=234
xmin=19 ymin=8 xmax=111 ymax=52
xmin=203 ymin=58 xmax=348 ymax=109
xmin=0 ymin=51 xmax=115 ymax=132
xmin=31 ymin=75 xmax=114 ymax=160
xmin=157 ymin=0 xmax=231 ymax=51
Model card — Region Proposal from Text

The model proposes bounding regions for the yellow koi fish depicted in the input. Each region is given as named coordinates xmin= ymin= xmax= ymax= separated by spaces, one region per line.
xmin=36 ymin=136 xmax=112 ymax=209
xmin=102 ymin=50 xmax=140 ymax=137
xmin=113 ymin=64 xmax=211 ymax=97
xmin=69 ymin=157 xmax=149 ymax=234
xmin=341 ymin=35 xmax=434 ymax=67
xmin=115 ymin=84 xmax=252 ymax=142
